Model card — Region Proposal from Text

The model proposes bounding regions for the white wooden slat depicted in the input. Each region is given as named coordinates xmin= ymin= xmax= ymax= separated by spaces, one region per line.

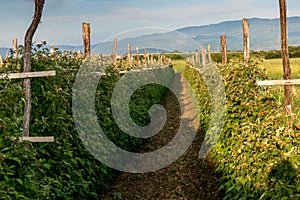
xmin=21 ymin=136 xmax=54 ymax=142
xmin=257 ymin=79 xmax=300 ymax=86
xmin=0 ymin=70 xmax=56 ymax=80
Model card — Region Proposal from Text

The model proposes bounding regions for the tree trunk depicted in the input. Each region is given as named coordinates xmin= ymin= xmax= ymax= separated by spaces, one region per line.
xmin=23 ymin=0 xmax=45 ymax=137
xmin=279 ymin=0 xmax=293 ymax=116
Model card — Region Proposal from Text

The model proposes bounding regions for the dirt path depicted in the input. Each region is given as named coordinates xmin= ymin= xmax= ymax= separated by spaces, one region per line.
xmin=100 ymin=73 xmax=224 ymax=200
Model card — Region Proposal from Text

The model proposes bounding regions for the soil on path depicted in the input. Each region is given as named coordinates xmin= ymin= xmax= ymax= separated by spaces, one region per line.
xmin=100 ymin=73 xmax=224 ymax=200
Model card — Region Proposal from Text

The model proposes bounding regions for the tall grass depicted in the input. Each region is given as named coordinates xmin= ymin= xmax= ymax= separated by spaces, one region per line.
xmin=261 ymin=58 xmax=300 ymax=79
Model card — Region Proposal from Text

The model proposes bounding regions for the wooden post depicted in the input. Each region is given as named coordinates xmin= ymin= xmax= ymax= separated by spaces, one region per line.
xmin=0 ymin=54 xmax=3 ymax=66
xmin=201 ymin=46 xmax=207 ymax=66
xmin=5 ymin=51 xmax=9 ymax=61
xmin=279 ymin=0 xmax=293 ymax=116
xmin=77 ymin=50 xmax=81 ymax=58
xmin=151 ymin=54 xmax=154 ymax=64
xmin=50 ymin=45 xmax=55 ymax=56
xmin=13 ymin=38 xmax=18 ymax=59
xmin=82 ymin=22 xmax=91 ymax=58
xmin=127 ymin=44 xmax=132 ymax=64
xmin=112 ymin=38 xmax=118 ymax=64
xmin=195 ymin=50 xmax=199 ymax=65
xmin=208 ymin=44 xmax=212 ymax=64
xmin=136 ymin=47 xmax=140 ymax=64
xmin=143 ymin=49 xmax=147 ymax=64
xmin=242 ymin=18 xmax=250 ymax=63
xmin=23 ymin=0 xmax=45 ymax=137
xmin=191 ymin=55 xmax=195 ymax=66
xmin=220 ymin=35 xmax=227 ymax=65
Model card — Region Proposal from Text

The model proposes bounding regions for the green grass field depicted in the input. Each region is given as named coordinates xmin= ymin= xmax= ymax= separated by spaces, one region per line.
xmin=259 ymin=58 xmax=300 ymax=118
xmin=260 ymin=58 xmax=300 ymax=79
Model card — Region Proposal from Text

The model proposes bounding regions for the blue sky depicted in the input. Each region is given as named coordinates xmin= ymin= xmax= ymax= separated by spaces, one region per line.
xmin=1 ymin=0 xmax=300 ymax=47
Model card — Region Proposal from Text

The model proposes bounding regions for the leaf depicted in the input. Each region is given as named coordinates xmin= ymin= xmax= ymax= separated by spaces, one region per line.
xmin=8 ymin=157 xmax=21 ymax=165
xmin=43 ymin=164 xmax=51 ymax=170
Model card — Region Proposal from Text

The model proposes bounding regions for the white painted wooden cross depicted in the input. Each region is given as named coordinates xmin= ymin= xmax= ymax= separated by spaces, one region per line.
xmin=0 ymin=70 xmax=56 ymax=142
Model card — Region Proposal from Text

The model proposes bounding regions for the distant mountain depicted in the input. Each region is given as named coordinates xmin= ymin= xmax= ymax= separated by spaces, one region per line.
xmin=1 ymin=17 xmax=300 ymax=57
xmin=91 ymin=16 xmax=300 ymax=54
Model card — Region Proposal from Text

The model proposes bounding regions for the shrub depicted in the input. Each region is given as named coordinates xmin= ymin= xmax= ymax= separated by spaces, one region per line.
xmin=178 ymin=59 xmax=300 ymax=199
xmin=0 ymin=43 xmax=172 ymax=199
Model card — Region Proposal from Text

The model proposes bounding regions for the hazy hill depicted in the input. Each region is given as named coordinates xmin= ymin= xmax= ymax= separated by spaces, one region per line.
xmin=1 ymin=17 xmax=300 ymax=56
xmin=89 ymin=16 xmax=300 ymax=54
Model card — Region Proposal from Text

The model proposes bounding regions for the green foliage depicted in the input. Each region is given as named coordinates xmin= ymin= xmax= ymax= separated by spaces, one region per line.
xmin=177 ymin=59 xmax=300 ymax=199
xmin=0 ymin=42 xmax=171 ymax=199
xmin=263 ymin=46 xmax=300 ymax=59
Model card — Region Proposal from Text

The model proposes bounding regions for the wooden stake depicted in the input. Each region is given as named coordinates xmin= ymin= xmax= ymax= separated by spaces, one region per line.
xmin=50 ymin=45 xmax=55 ymax=56
xmin=23 ymin=0 xmax=45 ymax=137
xmin=151 ymin=54 xmax=154 ymax=64
xmin=82 ymin=22 xmax=91 ymax=58
xmin=191 ymin=55 xmax=195 ymax=66
xmin=242 ymin=18 xmax=250 ymax=63
xmin=77 ymin=50 xmax=81 ymax=58
xmin=112 ymin=38 xmax=118 ymax=64
xmin=5 ymin=51 xmax=9 ymax=60
xmin=136 ymin=47 xmax=140 ymax=64
xmin=208 ymin=44 xmax=212 ymax=64
xmin=279 ymin=0 xmax=293 ymax=116
xmin=127 ymin=44 xmax=132 ymax=64
xmin=13 ymin=38 xmax=18 ymax=59
xmin=201 ymin=46 xmax=207 ymax=66
xmin=143 ymin=49 xmax=147 ymax=64
xmin=195 ymin=50 xmax=200 ymax=65
xmin=220 ymin=35 xmax=227 ymax=65
xmin=0 ymin=55 xmax=3 ymax=66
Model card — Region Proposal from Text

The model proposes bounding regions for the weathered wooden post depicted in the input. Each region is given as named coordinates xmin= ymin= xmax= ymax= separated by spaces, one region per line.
xmin=50 ymin=45 xmax=55 ymax=56
xmin=77 ymin=50 xmax=81 ymax=58
xmin=279 ymin=0 xmax=293 ymax=116
xmin=112 ymin=38 xmax=118 ymax=64
xmin=191 ymin=54 xmax=195 ymax=66
xmin=136 ymin=47 xmax=140 ymax=64
xmin=0 ymin=55 xmax=3 ymax=66
xmin=5 ymin=51 xmax=9 ymax=61
xmin=150 ymin=54 xmax=154 ymax=64
xmin=242 ymin=18 xmax=250 ymax=63
xmin=143 ymin=48 xmax=148 ymax=64
xmin=201 ymin=46 xmax=207 ymax=66
xmin=208 ymin=44 xmax=212 ymax=64
xmin=220 ymin=35 xmax=227 ymax=65
xmin=82 ymin=22 xmax=91 ymax=58
xmin=13 ymin=38 xmax=18 ymax=59
xmin=127 ymin=44 xmax=132 ymax=64
xmin=195 ymin=50 xmax=200 ymax=65
xmin=23 ymin=0 xmax=45 ymax=138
